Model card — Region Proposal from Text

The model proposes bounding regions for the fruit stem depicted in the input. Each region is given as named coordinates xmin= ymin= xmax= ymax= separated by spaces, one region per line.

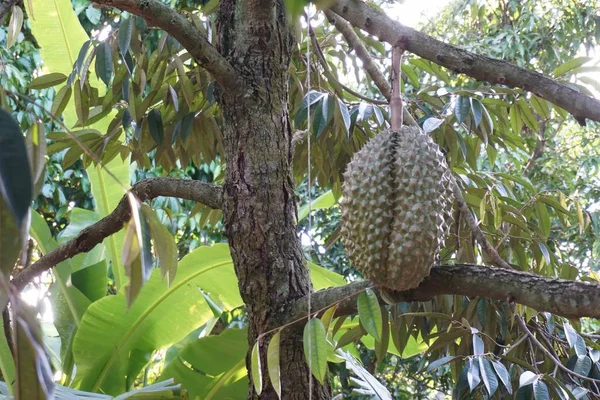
xmin=391 ymin=40 xmax=405 ymax=130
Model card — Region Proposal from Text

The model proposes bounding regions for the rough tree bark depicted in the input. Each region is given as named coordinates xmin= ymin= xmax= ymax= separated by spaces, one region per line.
xmin=216 ymin=1 xmax=329 ymax=398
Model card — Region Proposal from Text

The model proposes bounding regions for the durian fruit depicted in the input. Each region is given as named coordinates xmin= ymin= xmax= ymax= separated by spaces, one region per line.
xmin=340 ymin=126 xmax=453 ymax=291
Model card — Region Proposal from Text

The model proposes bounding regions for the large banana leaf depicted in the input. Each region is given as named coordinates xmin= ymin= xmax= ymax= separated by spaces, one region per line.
xmin=72 ymin=244 xmax=243 ymax=395
xmin=161 ymin=328 xmax=248 ymax=400
xmin=29 ymin=0 xmax=128 ymax=291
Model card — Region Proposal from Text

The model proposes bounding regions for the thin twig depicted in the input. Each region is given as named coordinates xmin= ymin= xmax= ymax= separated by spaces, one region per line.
xmin=451 ymin=176 xmax=514 ymax=270
xmin=517 ymin=315 xmax=600 ymax=385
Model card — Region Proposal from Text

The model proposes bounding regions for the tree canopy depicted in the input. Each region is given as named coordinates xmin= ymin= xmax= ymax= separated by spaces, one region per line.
xmin=0 ymin=0 xmax=599 ymax=399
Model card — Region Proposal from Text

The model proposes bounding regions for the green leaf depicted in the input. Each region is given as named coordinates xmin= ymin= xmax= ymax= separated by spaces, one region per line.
xmin=536 ymin=203 xmax=550 ymax=239
xmin=161 ymin=328 xmax=248 ymax=400
xmin=25 ymin=122 xmax=47 ymax=197
xmin=303 ymin=318 xmax=328 ymax=384
xmin=564 ymin=322 xmax=579 ymax=349
xmin=480 ymin=358 xmax=498 ymax=396
xmin=123 ymin=194 xmax=153 ymax=306
xmin=118 ymin=16 xmax=134 ymax=57
xmin=455 ymin=96 xmax=470 ymax=123
xmin=7 ymin=5 xmax=23 ymax=49
xmin=537 ymin=195 xmax=570 ymax=214
xmin=470 ymin=98 xmax=483 ymax=127
xmin=572 ymin=355 xmax=592 ymax=376
xmin=298 ymin=190 xmax=336 ymax=222
xmin=553 ymin=57 xmax=591 ymax=77
xmin=492 ymin=360 xmax=512 ymax=394
xmin=51 ymin=86 xmax=72 ymax=117
xmin=517 ymin=99 xmax=539 ymax=132
xmin=267 ymin=331 xmax=281 ymax=399
xmin=87 ymin=157 xmax=130 ymax=291
xmin=0 ymin=313 xmax=13 ymax=395
xmin=423 ymin=117 xmax=445 ymax=133
xmin=337 ymin=98 xmax=351 ymax=135
xmin=426 ymin=356 xmax=459 ymax=372
xmin=336 ymin=349 xmax=392 ymax=399
xmin=519 ymin=371 xmax=538 ymax=387
xmin=357 ymin=289 xmax=382 ymax=342
xmin=72 ymin=244 xmax=243 ymax=395
xmin=14 ymin=300 xmax=54 ymax=399
xmin=509 ymin=104 xmax=522 ymax=135
xmin=0 ymin=197 xmax=21 ymax=275
xmin=141 ymin=204 xmax=178 ymax=285
xmin=308 ymin=261 xmax=346 ymax=289
xmin=73 ymin=80 xmax=89 ymax=126
xmin=533 ymin=380 xmax=550 ymax=400
xmin=147 ymin=109 xmax=164 ymax=145
xmin=467 ymin=358 xmax=481 ymax=391
xmin=251 ymin=340 xmax=262 ymax=395
xmin=95 ymin=41 xmax=113 ymax=86
xmin=0 ymin=108 xmax=32 ymax=229
xmin=28 ymin=72 xmax=68 ymax=90
xmin=473 ymin=334 xmax=484 ymax=355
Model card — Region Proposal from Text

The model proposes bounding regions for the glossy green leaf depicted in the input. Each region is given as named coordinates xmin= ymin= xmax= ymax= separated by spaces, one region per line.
xmin=467 ymin=358 xmax=481 ymax=391
xmin=357 ymin=289 xmax=382 ymax=342
xmin=337 ymin=98 xmax=351 ymax=134
xmin=473 ymin=334 xmax=484 ymax=355
xmin=426 ymin=356 xmax=459 ymax=372
xmin=123 ymin=194 xmax=153 ymax=306
xmin=455 ymin=95 xmax=470 ymax=123
xmin=0 ymin=300 xmax=13 ymax=395
xmin=251 ymin=340 xmax=262 ymax=395
xmin=147 ymin=109 xmax=164 ymax=145
xmin=141 ymin=204 xmax=178 ymax=285
xmin=303 ymin=318 xmax=327 ymax=384
xmin=95 ymin=41 xmax=113 ymax=86
xmin=519 ymin=370 xmax=538 ymax=387
xmin=73 ymin=80 xmax=89 ymax=126
xmin=298 ymin=190 xmax=336 ymax=222
xmin=267 ymin=331 xmax=281 ymax=399
xmin=0 ymin=197 xmax=21 ymax=275
xmin=7 ymin=5 xmax=23 ymax=49
xmin=0 ymin=108 xmax=33 ymax=229
xmin=72 ymin=244 xmax=243 ymax=395
xmin=492 ymin=360 xmax=512 ymax=394
xmin=533 ymin=380 xmax=550 ymax=400
xmin=479 ymin=358 xmax=498 ymax=396
xmin=118 ymin=16 xmax=134 ymax=57
xmin=28 ymin=72 xmax=68 ymax=90
xmin=337 ymin=349 xmax=392 ymax=399
xmin=470 ymin=98 xmax=483 ymax=127
xmin=14 ymin=301 xmax=54 ymax=399
xmin=423 ymin=117 xmax=445 ymax=133
xmin=51 ymin=86 xmax=72 ymax=118
xmin=553 ymin=56 xmax=591 ymax=77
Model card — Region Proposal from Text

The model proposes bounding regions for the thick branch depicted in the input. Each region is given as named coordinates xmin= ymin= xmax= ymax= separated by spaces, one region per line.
xmin=90 ymin=0 xmax=239 ymax=92
xmin=12 ymin=177 xmax=222 ymax=290
xmin=330 ymin=0 xmax=600 ymax=124
xmin=277 ymin=264 xmax=600 ymax=328
xmin=324 ymin=9 xmax=417 ymax=126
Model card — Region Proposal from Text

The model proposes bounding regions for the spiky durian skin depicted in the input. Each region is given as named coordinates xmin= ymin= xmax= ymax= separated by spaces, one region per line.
xmin=340 ymin=126 xmax=453 ymax=291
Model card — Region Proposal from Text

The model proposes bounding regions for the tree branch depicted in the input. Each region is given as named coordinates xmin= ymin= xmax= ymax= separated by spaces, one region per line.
xmin=329 ymin=0 xmax=600 ymax=125
xmin=276 ymin=264 xmax=600 ymax=328
xmin=323 ymin=9 xmax=417 ymax=126
xmin=12 ymin=177 xmax=222 ymax=291
xmin=90 ymin=0 xmax=239 ymax=92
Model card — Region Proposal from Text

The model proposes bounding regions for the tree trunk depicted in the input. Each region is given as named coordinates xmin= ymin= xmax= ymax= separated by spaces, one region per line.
xmin=217 ymin=1 xmax=330 ymax=399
